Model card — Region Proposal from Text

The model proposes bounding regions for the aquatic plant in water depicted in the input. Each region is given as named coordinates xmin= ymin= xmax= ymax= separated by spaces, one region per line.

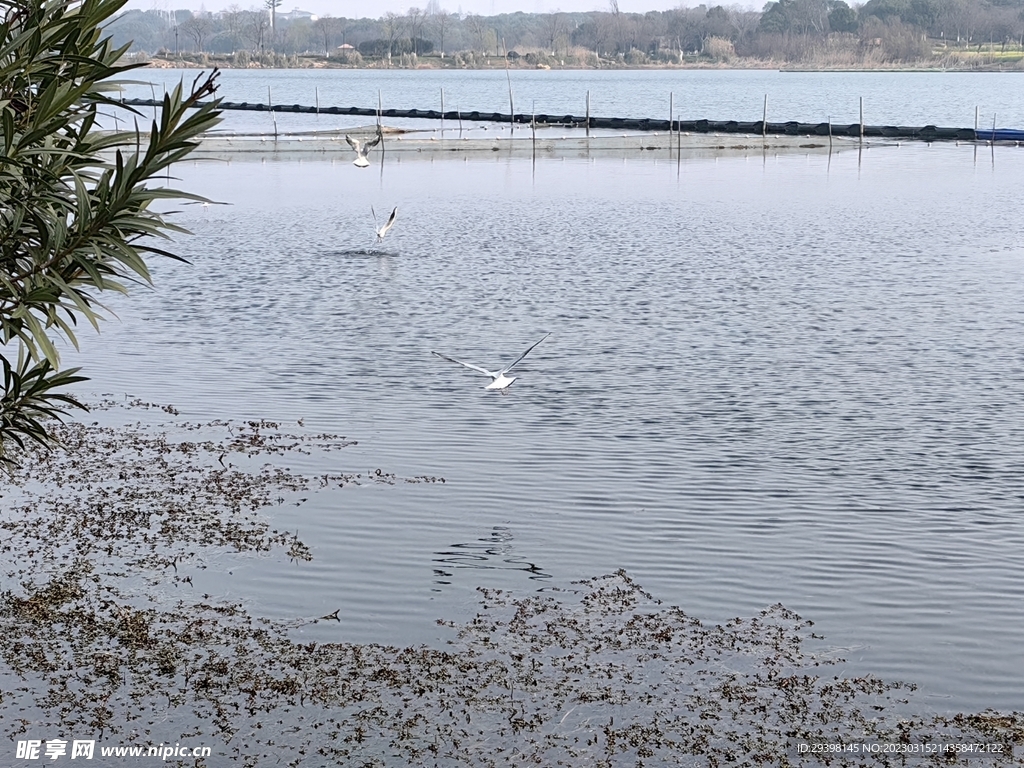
xmin=0 ymin=406 xmax=1020 ymax=766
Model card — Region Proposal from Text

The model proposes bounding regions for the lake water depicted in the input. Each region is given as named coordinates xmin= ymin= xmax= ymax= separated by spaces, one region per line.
xmin=126 ymin=67 xmax=1024 ymax=135
xmin=70 ymin=70 xmax=1024 ymax=716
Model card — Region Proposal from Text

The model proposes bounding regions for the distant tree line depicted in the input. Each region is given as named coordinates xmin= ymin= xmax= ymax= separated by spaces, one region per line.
xmin=104 ymin=0 xmax=1024 ymax=66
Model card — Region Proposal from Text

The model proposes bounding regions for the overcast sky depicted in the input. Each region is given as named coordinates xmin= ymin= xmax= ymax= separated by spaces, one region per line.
xmin=120 ymin=0 xmax=741 ymax=19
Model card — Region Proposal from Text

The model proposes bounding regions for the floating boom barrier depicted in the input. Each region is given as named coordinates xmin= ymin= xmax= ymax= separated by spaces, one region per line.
xmin=122 ymin=98 xmax=1024 ymax=142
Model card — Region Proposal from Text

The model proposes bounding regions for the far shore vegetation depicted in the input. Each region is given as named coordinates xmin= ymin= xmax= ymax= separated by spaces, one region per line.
xmin=108 ymin=0 xmax=1024 ymax=71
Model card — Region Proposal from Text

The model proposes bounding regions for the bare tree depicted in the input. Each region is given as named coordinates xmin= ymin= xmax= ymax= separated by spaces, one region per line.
xmin=381 ymin=12 xmax=404 ymax=60
xmin=572 ymin=16 xmax=611 ymax=56
xmin=313 ymin=15 xmax=344 ymax=55
xmin=544 ymin=11 xmax=568 ymax=54
xmin=180 ymin=15 xmax=211 ymax=52
xmin=223 ymin=4 xmax=244 ymax=37
xmin=406 ymin=6 xmax=426 ymax=54
xmin=241 ymin=9 xmax=269 ymax=53
xmin=607 ymin=0 xmax=633 ymax=54
xmin=431 ymin=7 xmax=452 ymax=57
xmin=787 ymin=0 xmax=830 ymax=36
xmin=465 ymin=14 xmax=489 ymax=53
xmin=728 ymin=8 xmax=761 ymax=52
xmin=940 ymin=0 xmax=983 ymax=45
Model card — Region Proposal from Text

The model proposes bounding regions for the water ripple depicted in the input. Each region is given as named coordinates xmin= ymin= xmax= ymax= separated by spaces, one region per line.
xmin=69 ymin=144 xmax=1024 ymax=712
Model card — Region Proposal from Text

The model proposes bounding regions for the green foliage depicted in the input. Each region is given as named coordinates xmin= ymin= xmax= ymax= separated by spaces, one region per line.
xmin=0 ymin=0 xmax=221 ymax=466
xmin=759 ymin=0 xmax=795 ymax=34
xmin=1 ymin=354 xmax=86 ymax=462
xmin=828 ymin=1 xmax=859 ymax=32
xmin=861 ymin=0 xmax=941 ymax=28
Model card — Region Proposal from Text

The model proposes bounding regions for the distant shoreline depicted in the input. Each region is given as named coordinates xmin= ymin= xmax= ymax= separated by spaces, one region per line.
xmin=142 ymin=56 xmax=1024 ymax=74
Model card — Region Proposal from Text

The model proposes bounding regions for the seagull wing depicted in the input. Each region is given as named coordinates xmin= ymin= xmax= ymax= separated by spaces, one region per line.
xmin=432 ymin=351 xmax=496 ymax=378
xmin=345 ymin=135 xmax=360 ymax=152
xmin=381 ymin=206 xmax=397 ymax=234
xmin=502 ymin=333 xmax=550 ymax=373
xmin=365 ymin=132 xmax=382 ymax=150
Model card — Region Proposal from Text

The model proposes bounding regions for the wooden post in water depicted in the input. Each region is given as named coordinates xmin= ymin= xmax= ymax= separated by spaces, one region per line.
xmin=502 ymin=37 xmax=514 ymax=135
xmin=268 ymin=86 xmax=277 ymax=139
xmin=586 ymin=90 xmax=590 ymax=138
xmin=440 ymin=87 xmax=445 ymax=135
xmin=859 ymin=96 xmax=864 ymax=142
xmin=975 ymin=106 xmax=979 ymax=132
xmin=669 ymin=92 xmax=674 ymax=158
xmin=315 ymin=86 xmax=319 ymax=114
xmin=828 ymin=115 xmax=832 ymax=153
xmin=377 ymin=90 xmax=384 ymax=162
xmin=762 ymin=94 xmax=767 ymax=139
xmin=676 ymin=109 xmax=681 ymax=173
xmin=532 ymin=102 xmax=536 ymax=161
xmin=991 ymin=113 xmax=997 ymax=166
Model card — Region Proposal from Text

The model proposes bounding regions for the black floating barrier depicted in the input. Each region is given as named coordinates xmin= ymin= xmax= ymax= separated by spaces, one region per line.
xmin=119 ymin=98 xmax=991 ymax=142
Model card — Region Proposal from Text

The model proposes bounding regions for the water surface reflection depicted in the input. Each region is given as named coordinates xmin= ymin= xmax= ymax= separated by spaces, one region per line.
xmin=433 ymin=526 xmax=552 ymax=587
xmin=68 ymin=144 xmax=1024 ymax=712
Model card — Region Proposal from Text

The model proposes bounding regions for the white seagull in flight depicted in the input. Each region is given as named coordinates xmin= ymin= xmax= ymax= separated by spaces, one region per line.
xmin=372 ymin=206 xmax=397 ymax=242
xmin=432 ymin=333 xmax=550 ymax=392
xmin=345 ymin=133 xmax=381 ymax=167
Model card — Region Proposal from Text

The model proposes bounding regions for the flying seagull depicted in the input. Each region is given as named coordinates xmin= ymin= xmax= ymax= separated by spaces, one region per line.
xmin=432 ymin=333 xmax=550 ymax=392
xmin=345 ymin=133 xmax=381 ymax=167
xmin=372 ymin=206 xmax=397 ymax=242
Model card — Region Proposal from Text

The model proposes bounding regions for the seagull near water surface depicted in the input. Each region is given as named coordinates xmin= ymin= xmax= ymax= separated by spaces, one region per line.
xmin=372 ymin=206 xmax=397 ymax=242
xmin=432 ymin=333 xmax=551 ymax=393
xmin=345 ymin=133 xmax=381 ymax=167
